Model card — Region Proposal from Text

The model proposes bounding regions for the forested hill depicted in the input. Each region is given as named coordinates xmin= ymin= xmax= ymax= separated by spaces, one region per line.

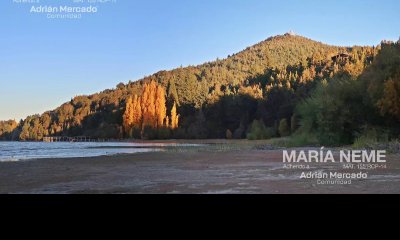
xmin=0 ymin=33 xmax=383 ymax=141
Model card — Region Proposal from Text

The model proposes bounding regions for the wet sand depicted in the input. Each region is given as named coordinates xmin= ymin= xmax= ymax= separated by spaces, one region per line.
xmin=0 ymin=147 xmax=400 ymax=194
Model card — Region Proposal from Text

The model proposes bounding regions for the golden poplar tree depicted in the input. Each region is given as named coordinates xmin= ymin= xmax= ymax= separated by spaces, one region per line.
xmin=132 ymin=95 xmax=142 ymax=128
xmin=155 ymin=85 xmax=167 ymax=128
xmin=148 ymin=81 xmax=157 ymax=128
xmin=142 ymin=81 xmax=158 ymax=129
xmin=123 ymin=96 xmax=134 ymax=136
xmin=141 ymin=83 xmax=151 ymax=129
xmin=170 ymin=102 xmax=179 ymax=129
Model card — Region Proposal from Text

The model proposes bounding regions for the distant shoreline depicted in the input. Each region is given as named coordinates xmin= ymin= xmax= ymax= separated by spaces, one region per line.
xmin=0 ymin=139 xmax=267 ymax=163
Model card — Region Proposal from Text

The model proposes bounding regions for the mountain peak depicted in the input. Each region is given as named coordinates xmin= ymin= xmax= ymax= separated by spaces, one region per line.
xmin=285 ymin=30 xmax=297 ymax=36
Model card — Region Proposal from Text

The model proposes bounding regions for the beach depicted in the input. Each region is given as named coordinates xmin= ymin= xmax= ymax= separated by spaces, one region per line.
xmin=1 ymin=142 xmax=400 ymax=194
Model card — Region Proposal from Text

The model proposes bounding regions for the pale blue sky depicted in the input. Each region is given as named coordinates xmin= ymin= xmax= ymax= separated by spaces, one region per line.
xmin=0 ymin=0 xmax=399 ymax=120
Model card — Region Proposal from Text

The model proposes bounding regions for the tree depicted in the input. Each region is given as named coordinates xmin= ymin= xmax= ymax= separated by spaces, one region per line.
xmin=132 ymin=95 xmax=142 ymax=128
xmin=155 ymin=85 xmax=167 ymax=128
xmin=378 ymin=77 xmax=400 ymax=120
xmin=170 ymin=102 xmax=179 ymax=129
xmin=0 ymin=120 xmax=18 ymax=140
xmin=116 ymin=82 xmax=125 ymax=90
xmin=123 ymin=96 xmax=134 ymax=136
xmin=19 ymin=122 xmax=30 ymax=141
xmin=167 ymin=79 xmax=180 ymax=106
xmin=176 ymin=72 xmax=198 ymax=105
xmin=141 ymin=82 xmax=157 ymax=129
xmin=187 ymin=109 xmax=208 ymax=139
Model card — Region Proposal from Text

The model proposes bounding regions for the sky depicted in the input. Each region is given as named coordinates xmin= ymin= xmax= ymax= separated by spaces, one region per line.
xmin=0 ymin=0 xmax=399 ymax=121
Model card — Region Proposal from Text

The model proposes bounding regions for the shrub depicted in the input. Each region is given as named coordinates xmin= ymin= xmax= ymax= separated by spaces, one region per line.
xmin=157 ymin=127 xmax=171 ymax=139
xmin=265 ymin=127 xmax=277 ymax=139
xmin=279 ymin=119 xmax=290 ymax=137
xmin=233 ymin=124 xmax=246 ymax=139
xmin=353 ymin=127 xmax=389 ymax=149
xmin=247 ymin=120 xmax=276 ymax=140
xmin=173 ymin=128 xmax=187 ymax=139
xmin=142 ymin=126 xmax=157 ymax=140
xmin=272 ymin=132 xmax=319 ymax=148
xmin=226 ymin=129 xmax=233 ymax=139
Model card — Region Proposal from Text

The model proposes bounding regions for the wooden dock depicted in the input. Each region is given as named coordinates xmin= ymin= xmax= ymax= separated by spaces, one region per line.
xmin=43 ymin=136 xmax=108 ymax=143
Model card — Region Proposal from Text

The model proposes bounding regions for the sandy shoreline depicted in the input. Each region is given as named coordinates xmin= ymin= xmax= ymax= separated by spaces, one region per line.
xmin=1 ymin=146 xmax=400 ymax=194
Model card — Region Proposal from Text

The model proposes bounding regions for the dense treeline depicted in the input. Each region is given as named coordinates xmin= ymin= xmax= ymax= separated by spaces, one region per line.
xmin=2 ymin=34 xmax=397 ymax=144
xmin=294 ymin=40 xmax=400 ymax=146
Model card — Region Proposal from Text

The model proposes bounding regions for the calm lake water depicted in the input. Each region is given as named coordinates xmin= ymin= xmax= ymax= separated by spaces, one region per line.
xmin=0 ymin=141 xmax=199 ymax=162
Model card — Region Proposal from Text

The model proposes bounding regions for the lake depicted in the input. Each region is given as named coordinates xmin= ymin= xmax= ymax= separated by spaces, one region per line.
xmin=0 ymin=141 xmax=201 ymax=162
